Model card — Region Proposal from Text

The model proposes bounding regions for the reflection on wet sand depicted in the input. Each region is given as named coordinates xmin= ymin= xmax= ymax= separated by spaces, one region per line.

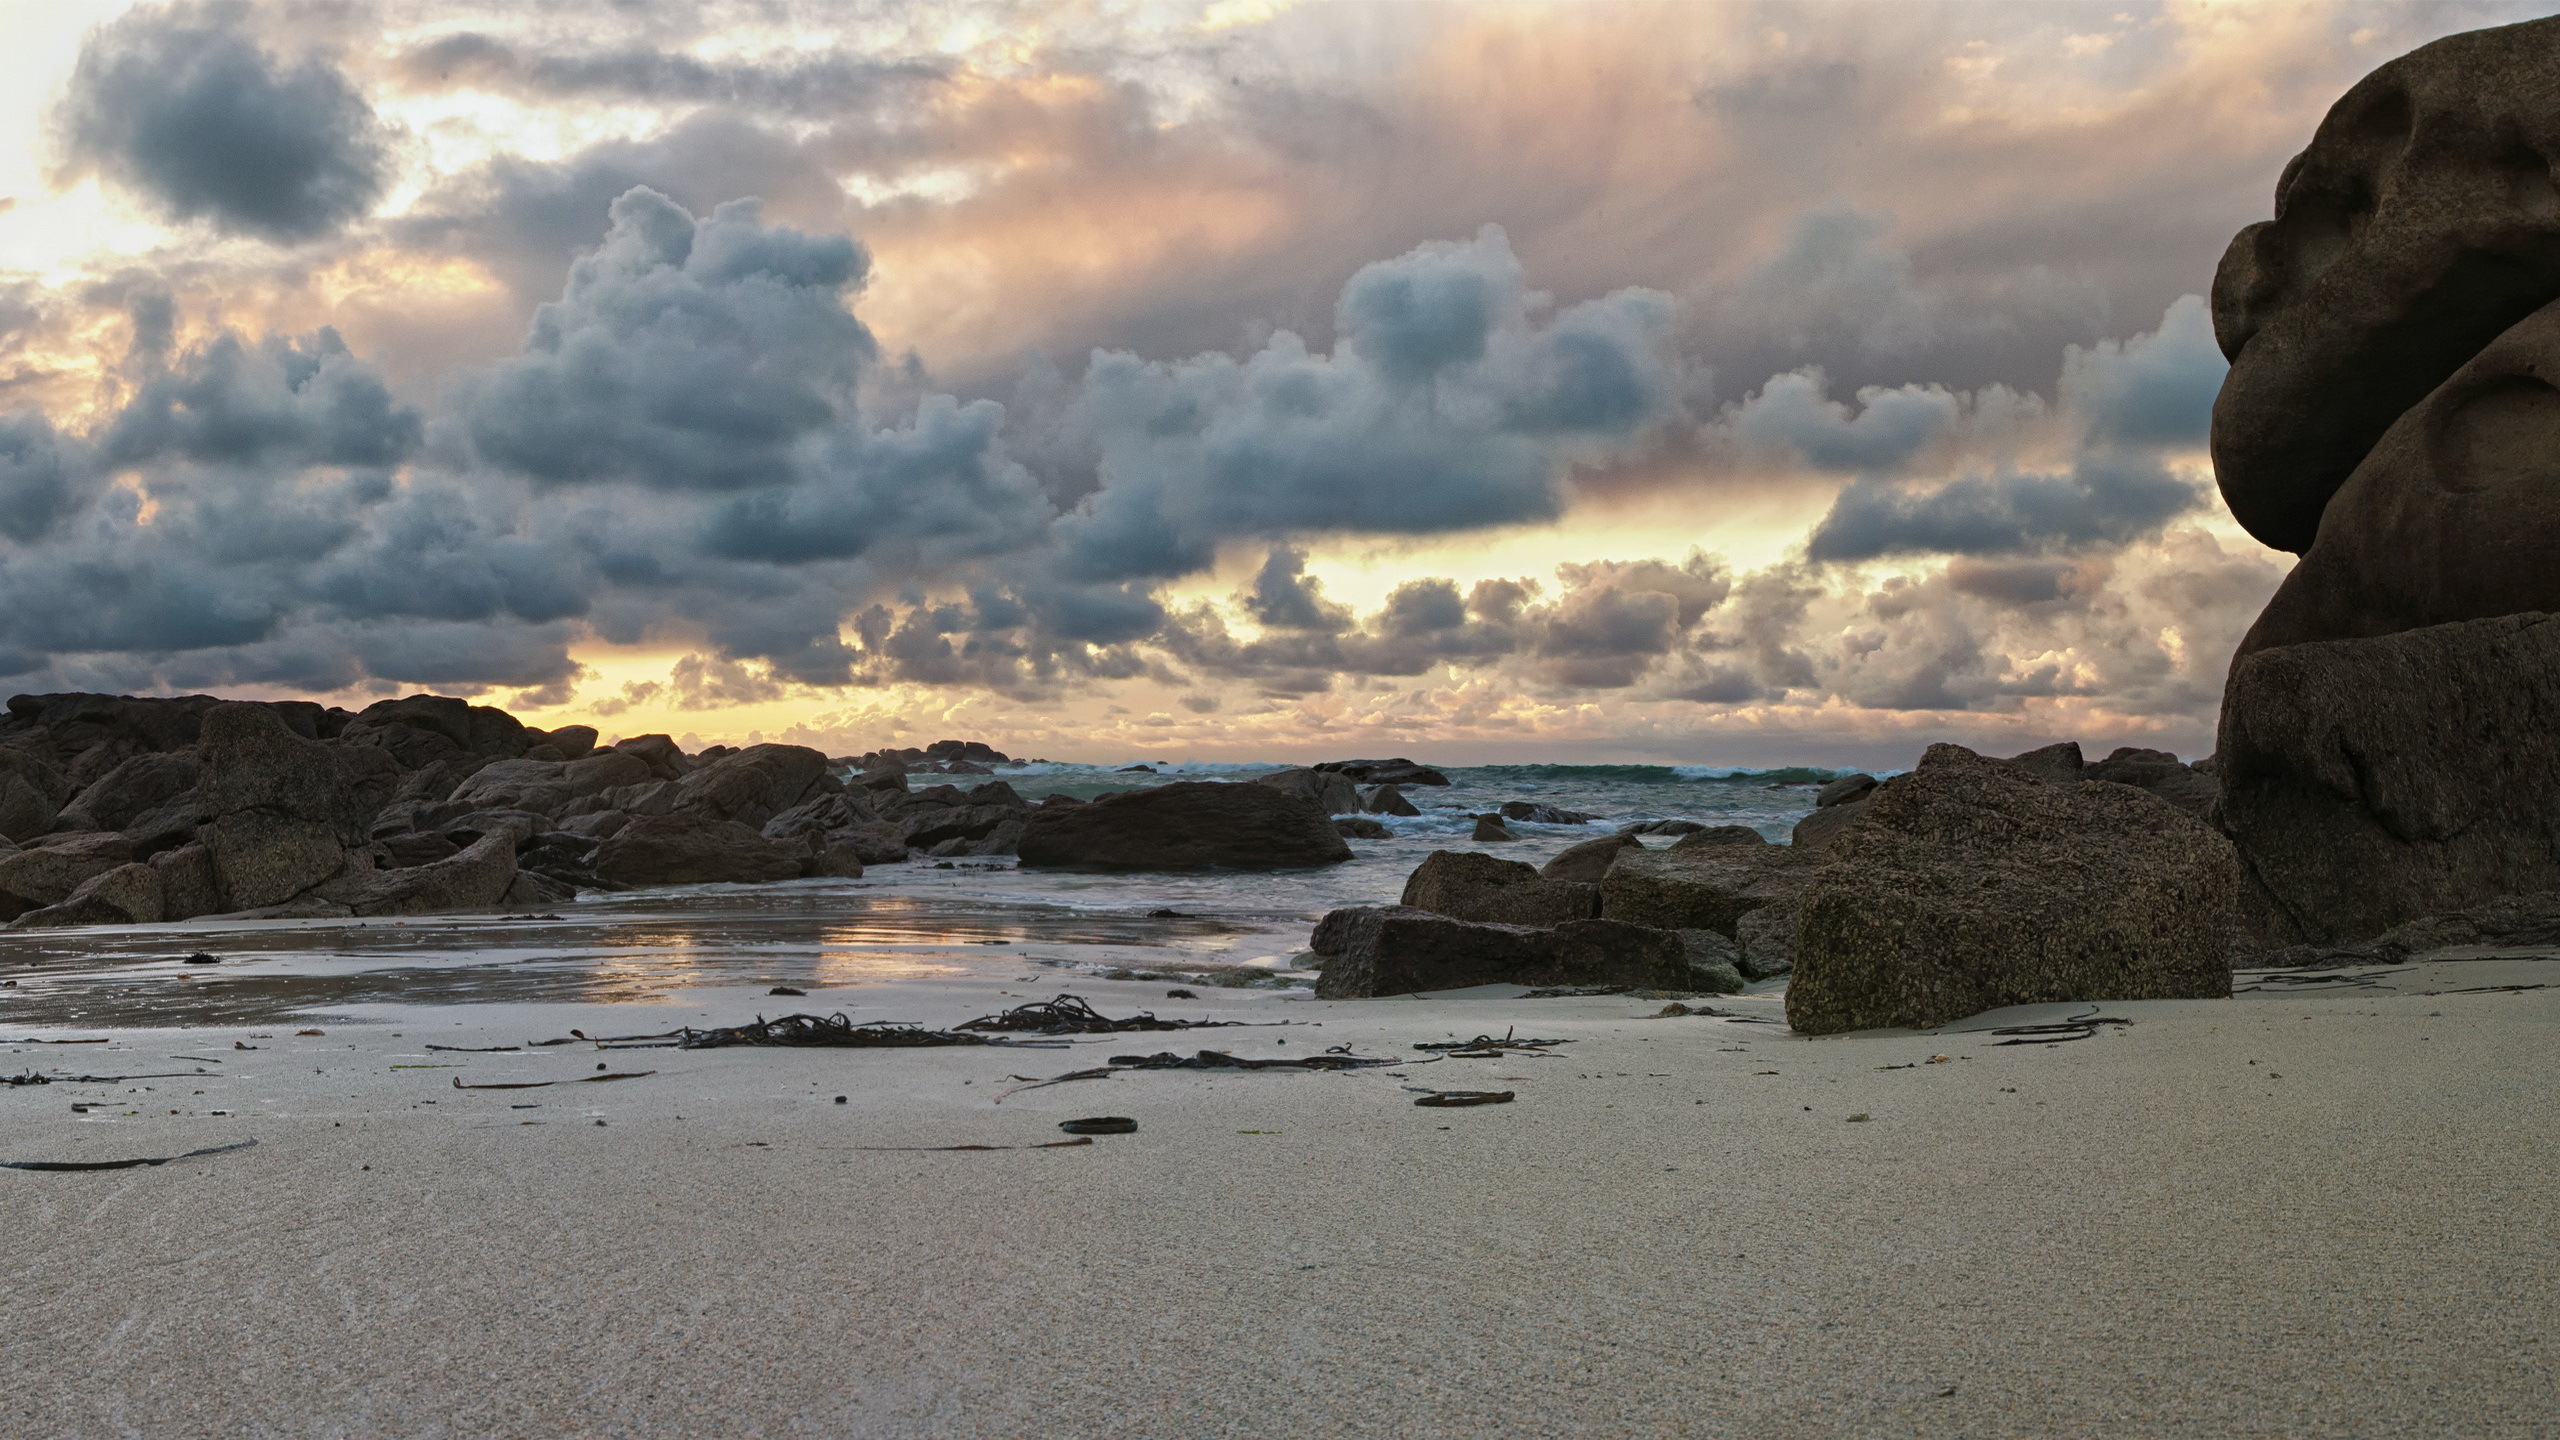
xmin=0 ymin=890 xmax=1258 ymax=1031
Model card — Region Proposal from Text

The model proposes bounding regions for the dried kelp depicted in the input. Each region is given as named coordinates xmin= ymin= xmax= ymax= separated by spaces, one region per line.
xmin=858 ymin=1136 xmax=1095 ymax=1151
xmin=3 ymin=1138 xmax=257 ymax=1172
xmin=1414 ymin=1027 xmax=1569 ymax=1054
xmin=451 ymin=1070 xmax=655 ymax=1090
xmin=999 ymin=1043 xmax=1406 ymax=1099
xmin=1413 ymin=1090 xmax=1514 ymax=1107
xmin=1986 ymin=1014 xmax=2132 ymax=1046
xmin=955 ymin=993 xmax=1262 ymax=1036
xmin=6 ymin=1070 xmax=203 ymax=1086
xmin=679 ymin=1012 xmax=1002 ymax=1050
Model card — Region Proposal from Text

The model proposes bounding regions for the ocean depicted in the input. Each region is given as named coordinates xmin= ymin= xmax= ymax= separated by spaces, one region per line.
xmin=0 ymin=762 xmax=1842 ymax=1031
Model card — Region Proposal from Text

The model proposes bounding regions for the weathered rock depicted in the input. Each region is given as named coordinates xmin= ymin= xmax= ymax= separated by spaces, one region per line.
xmin=1399 ymin=850 xmax=1600 ymax=927
xmin=55 ymin=752 xmax=197 ymax=833
xmin=760 ymin=792 xmax=878 ymax=841
xmin=1500 ymin=801 xmax=1598 ymax=825
xmin=1816 ymin=773 xmax=1878 ymax=808
xmin=1309 ymin=906 xmax=1687 ymax=998
xmin=1542 ymin=832 xmax=1643 ymax=883
xmin=502 ymin=871 xmax=577 ymax=909
xmin=1315 ymin=758 xmax=1450 ymax=787
xmin=557 ymin=810 xmax=631 ymax=841
xmin=898 ymin=803 xmax=1023 ymax=851
xmin=1017 ymin=781 xmax=1351 ymax=871
xmin=1334 ymin=816 xmax=1390 ymax=839
xmin=337 ymin=694 xmax=531 ymax=780
xmin=592 ymin=812 xmax=809 ymax=886
xmin=1791 ymin=799 xmax=1869 ymax=853
xmin=1619 ymin=819 xmax=1706 ymax=836
xmin=1599 ymin=845 xmax=1806 ymax=938
xmin=196 ymin=702 xmax=358 ymax=830
xmin=0 ymin=748 xmax=68 ymax=841
xmin=10 ymin=861 xmax=164 ymax=928
xmin=968 ymin=818 xmax=1025 ymax=857
xmin=1734 ymin=899 xmax=1800 ymax=980
xmin=1255 ymin=767 xmax=1364 ymax=814
xmin=2082 ymin=747 xmax=2216 ymax=819
xmin=200 ymin=811 xmax=346 ymax=911
xmin=1667 ymin=825 xmax=1766 ymax=851
xmin=1362 ymin=784 xmax=1421 ymax=816
xmin=830 ymin=820 xmax=911 ymax=865
xmin=1471 ymin=815 xmax=1516 ymax=842
xmin=380 ymin=832 xmax=463 ymax=868
xmin=2217 ymin=612 xmax=2560 ymax=943
xmin=1675 ymin=928 xmax=1746 ymax=993
xmin=2210 ymin=15 xmax=2560 ymax=554
xmin=609 ymin=734 xmax=693 ymax=782
xmin=2002 ymin=741 xmax=2088 ymax=786
xmin=0 ymin=832 xmax=137 ymax=917
xmin=2237 ymin=297 xmax=2560 ymax=653
xmin=669 ymin=743 xmax=833 ymax=828
xmin=150 ymin=842 xmax=219 ymax=922
xmin=317 ymin=833 xmax=518 ymax=916
xmin=540 ymin=725 xmax=599 ymax=761
xmin=1786 ymin=744 xmax=2238 ymax=1035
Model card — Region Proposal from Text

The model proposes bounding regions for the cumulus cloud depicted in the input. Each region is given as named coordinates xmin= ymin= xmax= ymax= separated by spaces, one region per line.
xmin=1806 ymin=456 xmax=2203 ymax=563
xmin=53 ymin=3 xmax=391 ymax=243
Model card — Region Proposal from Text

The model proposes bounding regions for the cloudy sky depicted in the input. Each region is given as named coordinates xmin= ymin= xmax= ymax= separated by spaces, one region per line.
xmin=0 ymin=0 xmax=2543 ymax=765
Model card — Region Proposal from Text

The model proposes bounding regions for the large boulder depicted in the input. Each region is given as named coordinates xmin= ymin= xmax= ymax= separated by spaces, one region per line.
xmin=151 ymin=843 xmax=220 ymax=922
xmin=2217 ymin=612 xmax=2560 ymax=943
xmin=592 ymin=812 xmax=809 ymax=886
xmin=2211 ymin=16 xmax=2560 ymax=554
xmin=1785 ymin=744 xmax=2238 ymax=1035
xmin=2236 ymin=297 xmax=2560 ymax=653
xmin=197 ymin=702 xmax=359 ymax=830
xmin=0 ymin=747 xmax=68 ymax=841
xmin=1541 ymin=831 xmax=1642 ymax=883
xmin=12 ymin=862 xmax=165 ymax=928
xmin=1791 ymin=801 xmax=1867 ymax=853
xmin=55 ymin=752 xmax=197 ymax=832
xmin=200 ymin=811 xmax=347 ymax=911
xmin=1017 ymin=781 xmax=1351 ymax=871
xmin=2081 ymin=748 xmax=2215 ymax=819
xmin=1309 ymin=905 xmax=1687 ymax=998
xmin=1399 ymin=850 xmax=1599 ymax=926
xmin=668 ymin=743 xmax=833 ymax=828
xmin=317 ymin=833 xmax=518 ymax=916
xmin=0 ymin=833 xmax=137 ymax=919
xmin=1315 ymin=758 xmax=1449 ymax=787
xmin=1255 ymin=767 xmax=1364 ymax=814
xmin=1599 ymin=845 xmax=1806 ymax=938
xmin=1363 ymin=784 xmax=1421 ymax=816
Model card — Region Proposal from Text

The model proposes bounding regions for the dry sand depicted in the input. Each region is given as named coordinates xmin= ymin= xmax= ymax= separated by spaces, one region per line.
xmin=4 ymin=942 xmax=2557 ymax=1437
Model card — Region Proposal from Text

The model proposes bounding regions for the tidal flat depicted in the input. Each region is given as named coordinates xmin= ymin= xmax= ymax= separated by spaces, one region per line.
xmin=3 ymin=892 xmax=2555 ymax=1438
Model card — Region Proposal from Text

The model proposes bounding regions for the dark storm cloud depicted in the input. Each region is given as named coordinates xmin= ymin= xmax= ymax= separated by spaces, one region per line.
xmin=105 ymin=328 xmax=421 ymax=470
xmin=1045 ymin=227 xmax=1681 ymax=586
xmin=0 ymin=414 xmax=91 ymax=545
xmin=1238 ymin=547 xmax=1352 ymax=632
xmin=465 ymin=189 xmax=874 ymax=491
xmin=1806 ymin=456 xmax=2202 ymax=563
xmin=53 ymin=3 xmax=391 ymax=243
xmin=2059 ymin=295 xmax=2226 ymax=447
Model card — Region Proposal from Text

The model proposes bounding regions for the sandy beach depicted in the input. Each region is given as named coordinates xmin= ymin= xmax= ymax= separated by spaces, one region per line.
xmin=5 ymin=923 xmax=2554 ymax=1438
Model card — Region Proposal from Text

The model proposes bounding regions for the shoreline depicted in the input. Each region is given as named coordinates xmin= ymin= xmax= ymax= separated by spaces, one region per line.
xmin=5 ymin=937 xmax=2555 ymax=1436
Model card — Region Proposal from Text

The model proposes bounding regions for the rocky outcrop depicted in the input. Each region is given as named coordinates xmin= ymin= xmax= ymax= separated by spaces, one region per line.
xmin=1674 ymin=929 xmax=1746 ymax=993
xmin=1363 ymin=785 xmax=1421 ymax=816
xmin=1308 ymin=905 xmax=1687 ymax=997
xmin=592 ymin=812 xmax=810 ymax=886
xmin=1817 ymin=773 xmax=1877 ymax=808
xmin=317 ymin=833 xmax=518 ymax=916
xmin=1335 ymin=816 xmax=1390 ymax=839
xmin=0 ymin=833 xmax=133 ymax=919
xmin=2237 ymin=297 xmax=2560 ymax=654
xmin=1667 ymin=825 xmax=1765 ymax=850
xmin=2082 ymin=747 xmax=2215 ymax=819
xmin=1314 ymin=758 xmax=1450 ymax=787
xmin=1786 ymin=745 xmax=2238 ymax=1035
xmin=2211 ymin=16 xmax=2560 ymax=555
xmin=1017 ymin=781 xmax=1351 ymax=871
xmin=55 ymin=753 xmax=197 ymax=834
xmin=2217 ymin=613 xmax=2560 ymax=943
xmin=1599 ymin=846 xmax=1806 ymax=939
xmin=1790 ymin=802 xmax=1866 ymax=853
xmin=11 ymin=862 xmax=164 ymax=929
xmin=1471 ymin=815 xmax=1516 ymax=842
xmin=1734 ymin=900 xmax=1800 ymax=980
xmin=1499 ymin=801 xmax=1597 ymax=825
xmin=1399 ymin=850 xmax=1599 ymax=927
xmin=1255 ymin=767 xmax=1364 ymax=814
xmin=1540 ymin=832 xmax=1642 ymax=883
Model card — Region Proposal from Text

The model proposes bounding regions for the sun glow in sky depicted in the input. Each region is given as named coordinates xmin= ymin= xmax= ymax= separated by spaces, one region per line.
xmin=0 ymin=0 xmax=2534 ymax=767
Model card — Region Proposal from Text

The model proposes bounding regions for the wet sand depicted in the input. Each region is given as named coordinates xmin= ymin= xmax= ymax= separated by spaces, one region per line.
xmin=4 ymin=930 xmax=2557 ymax=1437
